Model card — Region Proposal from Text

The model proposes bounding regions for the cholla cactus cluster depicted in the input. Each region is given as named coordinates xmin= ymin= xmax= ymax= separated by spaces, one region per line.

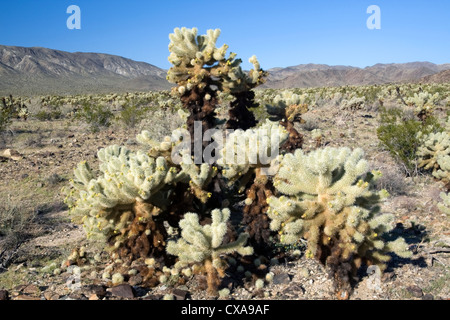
xmin=340 ymin=96 xmax=365 ymax=110
xmin=62 ymin=27 xmax=421 ymax=298
xmin=65 ymin=141 xmax=219 ymax=262
xmin=405 ymin=91 xmax=439 ymax=121
xmin=1 ymin=95 xmax=28 ymax=132
xmin=266 ymin=147 xmax=411 ymax=293
xmin=265 ymin=90 xmax=308 ymax=153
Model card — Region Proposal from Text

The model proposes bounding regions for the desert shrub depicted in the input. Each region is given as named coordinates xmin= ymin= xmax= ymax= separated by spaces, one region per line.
xmin=0 ymin=106 xmax=12 ymax=133
xmin=75 ymin=102 xmax=113 ymax=132
xmin=376 ymin=106 xmax=442 ymax=175
xmin=370 ymin=162 xmax=410 ymax=196
xmin=116 ymin=103 xmax=148 ymax=128
xmin=0 ymin=199 xmax=39 ymax=270
xmin=35 ymin=109 xmax=63 ymax=121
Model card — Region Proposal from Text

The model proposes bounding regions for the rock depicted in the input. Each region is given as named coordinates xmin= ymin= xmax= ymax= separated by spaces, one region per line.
xmin=43 ymin=291 xmax=60 ymax=300
xmin=83 ymin=284 xmax=107 ymax=298
xmin=272 ymin=273 xmax=291 ymax=285
xmin=22 ymin=284 xmax=40 ymax=296
xmin=406 ymin=285 xmax=423 ymax=298
xmin=142 ymin=294 xmax=162 ymax=300
xmin=89 ymin=294 xmax=100 ymax=300
xmin=3 ymin=149 xmax=22 ymax=161
xmin=283 ymin=284 xmax=305 ymax=296
xmin=0 ymin=290 xmax=9 ymax=300
xmin=64 ymin=293 xmax=88 ymax=300
xmin=422 ymin=294 xmax=434 ymax=300
xmin=172 ymin=288 xmax=188 ymax=300
xmin=128 ymin=275 xmax=143 ymax=286
xmin=107 ymin=284 xmax=135 ymax=299
xmin=14 ymin=295 xmax=41 ymax=300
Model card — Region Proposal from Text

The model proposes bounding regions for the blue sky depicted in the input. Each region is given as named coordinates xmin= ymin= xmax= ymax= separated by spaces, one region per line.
xmin=1 ymin=0 xmax=449 ymax=70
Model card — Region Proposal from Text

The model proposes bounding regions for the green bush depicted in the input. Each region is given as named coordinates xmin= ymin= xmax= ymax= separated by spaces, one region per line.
xmin=116 ymin=103 xmax=148 ymax=128
xmin=377 ymin=106 xmax=442 ymax=175
xmin=35 ymin=109 xmax=63 ymax=121
xmin=0 ymin=107 xmax=12 ymax=133
xmin=75 ymin=102 xmax=113 ymax=132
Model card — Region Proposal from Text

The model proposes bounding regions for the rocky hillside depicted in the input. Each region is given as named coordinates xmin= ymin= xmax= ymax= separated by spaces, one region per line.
xmin=420 ymin=69 xmax=450 ymax=83
xmin=0 ymin=45 xmax=172 ymax=95
xmin=1 ymin=44 xmax=449 ymax=95
xmin=263 ymin=62 xmax=450 ymax=89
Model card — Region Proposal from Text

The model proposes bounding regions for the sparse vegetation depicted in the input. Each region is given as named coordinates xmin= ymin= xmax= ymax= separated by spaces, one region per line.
xmin=376 ymin=106 xmax=442 ymax=175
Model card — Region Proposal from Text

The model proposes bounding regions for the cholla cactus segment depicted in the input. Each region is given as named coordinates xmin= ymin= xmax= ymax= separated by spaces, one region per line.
xmin=417 ymin=131 xmax=450 ymax=171
xmin=433 ymin=155 xmax=450 ymax=184
xmin=267 ymin=146 xmax=411 ymax=273
xmin=437 ymin=192 xmax=450 ymax=216
xmin=216 ymin=120 xmax=288 ymax=182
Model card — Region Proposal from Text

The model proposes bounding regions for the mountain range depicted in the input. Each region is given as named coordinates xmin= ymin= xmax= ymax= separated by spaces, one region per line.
xmin=0 ymin=45 xmax=449 ymax=96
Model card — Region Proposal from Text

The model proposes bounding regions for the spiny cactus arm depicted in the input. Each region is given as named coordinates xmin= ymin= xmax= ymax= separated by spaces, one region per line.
xmin=135 ymin=130 xmax=168 ymax=149
xmin=384 ymin=237 xmax=412 ymax=258
xmin=212 ymin=232 xmax=254 ymax=258
xmin=72 ymin=161 xmax=95 ymax=188
xmin=178 ymin=213 xmax=212 ymax=249
xmin=417 ymin=132 xmax=450 ymax=171
xmin=437 ymin=192 xmax=450 ymax=215
xmin=166 ymin=237 xmax=210 ymax=264
xmin=433 ymin=155 xmax=450 ymax=183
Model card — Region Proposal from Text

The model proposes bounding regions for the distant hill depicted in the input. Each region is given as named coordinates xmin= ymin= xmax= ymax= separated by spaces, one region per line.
xmin=420 ymin=69 xmax=450 ymax=83
xmin=1 ymin=44 xmax=449 ymax=96
xmin=0 ymin=45 xmax=172 ymax=96
xmin=262 ymin=62 xmax=450 ymax=89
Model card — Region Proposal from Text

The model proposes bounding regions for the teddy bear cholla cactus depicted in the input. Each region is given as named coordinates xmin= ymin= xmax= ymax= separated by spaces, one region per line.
xmin=417 ymin=131 xmax=450 ymax=172
xmin=214 ymin=119 xmax=288 ymax=252
xmin=405 ymin=91 xmax=439 ymax=121
xmin=266 ymin=147 xmax=411 ymax=296
xmin=340 ymin=96 xmax=365 ymax=111
xmin=166 ymin=208 xmax=253 ymax=295
xmin=65 ymin=141 xmax=217 ymax=262
xmin=167 ymin=27 xmax=266 ymax=148
xmin=266 ymin=90 xmax=308 ymax=153
xmin=437 ymin=192 xmax=450 ymax=216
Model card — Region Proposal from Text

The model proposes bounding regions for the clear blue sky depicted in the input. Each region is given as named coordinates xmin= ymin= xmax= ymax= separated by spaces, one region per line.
xmin=1 ymin=0 xmax=449 ymax=70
